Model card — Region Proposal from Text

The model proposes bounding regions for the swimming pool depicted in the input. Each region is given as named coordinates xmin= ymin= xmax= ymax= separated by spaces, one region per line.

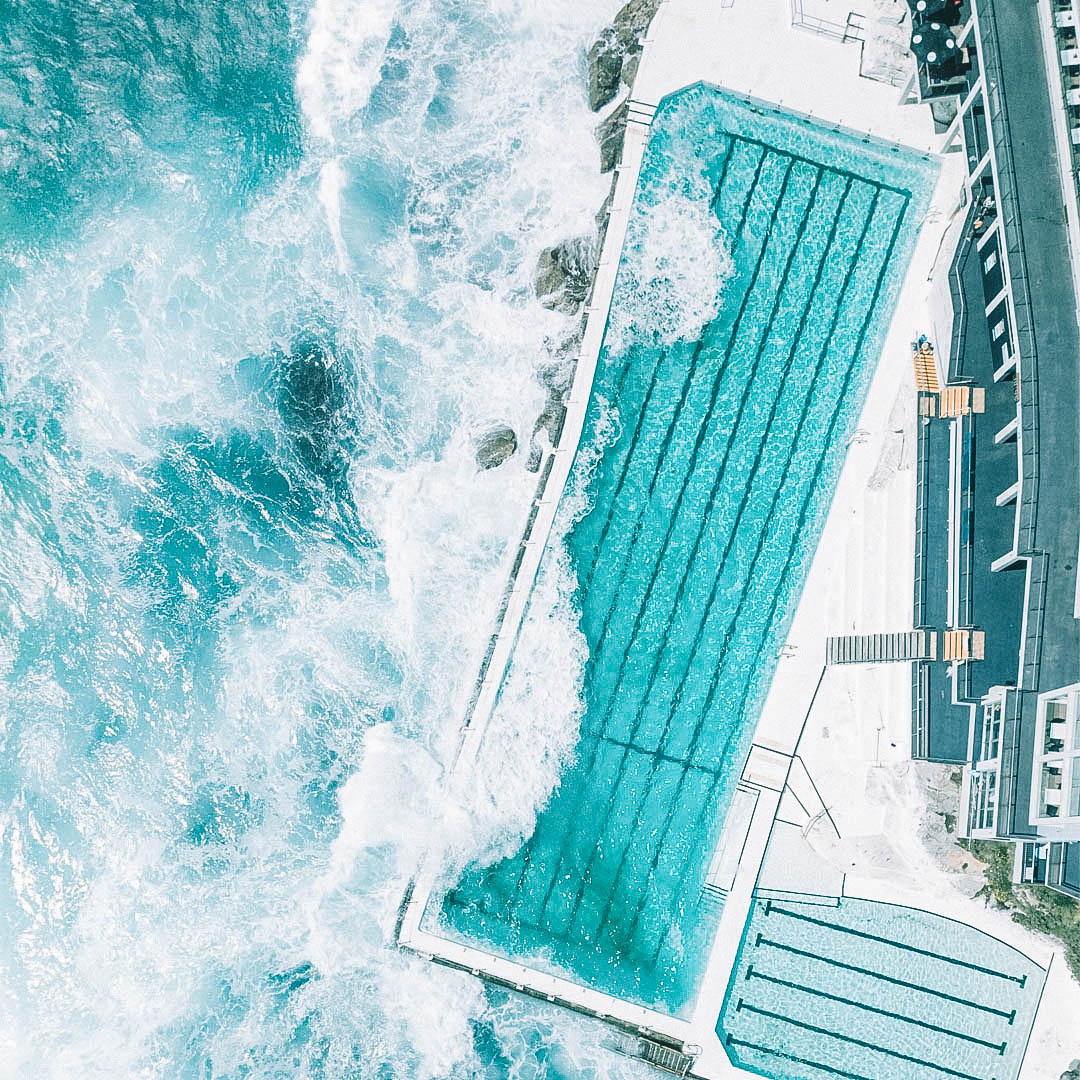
xmin=718 ymin=895 xmax=1045 ymax=1080
xmin=431 ymin=84 xmax=938 ymax=1015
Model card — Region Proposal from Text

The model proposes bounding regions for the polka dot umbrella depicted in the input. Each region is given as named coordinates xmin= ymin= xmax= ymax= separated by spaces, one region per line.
xmin=910 ymin=20 xmax=959 ymax=65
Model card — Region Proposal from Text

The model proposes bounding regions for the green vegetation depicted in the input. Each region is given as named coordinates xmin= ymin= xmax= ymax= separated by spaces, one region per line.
xmin=962 ymin=839 xmax=1080 ymax=981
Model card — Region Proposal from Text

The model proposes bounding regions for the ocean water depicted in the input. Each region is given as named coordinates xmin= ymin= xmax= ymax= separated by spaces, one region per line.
xmin=0 ymin=1 xmax=649 ymax=1076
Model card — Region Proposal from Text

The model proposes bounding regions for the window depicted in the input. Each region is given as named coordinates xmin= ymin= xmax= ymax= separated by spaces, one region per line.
xmin=983 ymin=250 xmax=998 ymax=273
xmin=981 ymin=700 xmax=1002 ymax=761
xmin=1044 ymin=699 xmax=1068 ymax=754
xmin=992 ymin=319 xmax=1006 ymax=341
xmin=1040 ymin=763 xmax=1064 ymax=818
xmin=971 ymin=768 xmax=998 ymax=832
xmin=1032 ymin=687 xmax=1080 ymax=825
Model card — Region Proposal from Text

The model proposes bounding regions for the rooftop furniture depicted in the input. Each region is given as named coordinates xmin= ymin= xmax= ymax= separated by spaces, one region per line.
xmin=913 ymin=338 xmax=942 ymax=392
xmin=944 ymin=628 xmax=986 ymax=661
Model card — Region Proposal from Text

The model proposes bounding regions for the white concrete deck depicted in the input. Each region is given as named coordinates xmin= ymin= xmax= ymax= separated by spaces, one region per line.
xmin=391 ymin=1 xmax=1057 ymax=1077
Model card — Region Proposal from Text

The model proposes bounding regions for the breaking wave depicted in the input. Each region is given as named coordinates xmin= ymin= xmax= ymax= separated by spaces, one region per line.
xmin=0 ymin=0 xmax=656 ymax=1077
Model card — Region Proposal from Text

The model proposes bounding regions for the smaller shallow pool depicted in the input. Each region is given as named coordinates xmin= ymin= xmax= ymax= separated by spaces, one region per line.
xmin=718 ymin=894 xmax=1046 ymax=1080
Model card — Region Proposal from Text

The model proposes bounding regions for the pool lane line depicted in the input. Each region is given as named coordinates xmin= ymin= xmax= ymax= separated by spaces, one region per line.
xmin=734 ymin=999 xmax=988 ymax=1080
xmin=554 ymin=167 xmax=840 ymax=946
xmin=744 ymin=964 xmax=1009 ymax=1053
xmin=575 ymin=177 xmax=857 ymax=944
xmin=724 ymin=1034 xmax=879 ymax=1080
xmin=602 ymin=181 xmax=873 ymax=956
xmin=578 ymin=140 xmax=766 ymax=598
xmin=733 ymin=131 xmax=913 ymax=199
xmin=512 ymin=153 xmax=801 ymax=929
xmin=581 ymin=155 xmax=817 ymax=736
xmin=754 ymin=935 xmax=1017 ymax=1021
xmin=522 ymin=156 xmax=806 ymax=933
xmin=663 ymin=184 xmax=905 ymax=833
xmin=561 ymin=164 xmax=829 ymax=933
xmin=634 ymin=189 xmax=907 ymax=969
xmin=657 ymin=187 xmax=909 ymax=776
xmin=579 ymin=147 xmax=851 ymax=668
xmin=576 ymin=139 xmax=754 ymax=595
xmin=625 ymin=767 xmax=725 ymax=961
xmin=647 ymin=194 xmax=910 ymax=964
xmin=579 ymin=170 xmax=859 ymax=744
xmin=766 ymin=902 xmax=1028 ymax=984
xmin=709 ymin=134 xmax=739 ymax=212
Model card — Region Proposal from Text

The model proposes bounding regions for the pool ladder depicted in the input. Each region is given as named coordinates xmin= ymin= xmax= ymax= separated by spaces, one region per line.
xmin=638 ymin=1038 xmax=697 ymax=1077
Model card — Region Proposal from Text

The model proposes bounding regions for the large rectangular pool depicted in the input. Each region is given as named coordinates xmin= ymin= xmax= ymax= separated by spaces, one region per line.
xmin=430 ymin=85 xmax=937 ymax=1015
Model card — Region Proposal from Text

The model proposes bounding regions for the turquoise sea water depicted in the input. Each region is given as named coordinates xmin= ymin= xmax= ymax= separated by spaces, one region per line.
xmin=436 ymin=86 xmax=937 ymax=1014
xmin=0 ymin=2 xmax=642 ymax=1077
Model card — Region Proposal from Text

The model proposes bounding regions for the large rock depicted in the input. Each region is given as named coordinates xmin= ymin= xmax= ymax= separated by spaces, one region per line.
xmin=475 ymin=425 xmax=517 ymax=470
xmin=587 ymin=29 xmax=623 ymax=111
xmin=596 ymin=101 xmax=628 ymax=173
xmin=585 ymin=0 xmax=662 ymax=111
xmin=535 ymin=236 xmax=595 ymax=314
xmin=612 ymin=0 xmax=661 ymax=50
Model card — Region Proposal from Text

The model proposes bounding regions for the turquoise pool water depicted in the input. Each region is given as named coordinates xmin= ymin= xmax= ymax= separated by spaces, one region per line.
xmin=433 ymin=85 xmax=938 ymax=1014
xmin=718 ymin=895 xmax=1045 ymax=1080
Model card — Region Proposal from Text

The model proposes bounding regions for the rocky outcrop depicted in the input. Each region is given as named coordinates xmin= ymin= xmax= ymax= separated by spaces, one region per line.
xmin=533 ymin=360 xmax=574 ymax=447
xmin=596 ymin=101 xmax=628 ymax=174
xmin=586 ymin=0 xmax=661 ymax=112
xmin=475 ymin=425 xmax=518 ymax=470
xmin=534 ymin=236 xmax=596 ymax=314
xmin=521 ymin=1 xmax=662 ymax=473
xmin=587 ymin=32 xmax=624 ymax=112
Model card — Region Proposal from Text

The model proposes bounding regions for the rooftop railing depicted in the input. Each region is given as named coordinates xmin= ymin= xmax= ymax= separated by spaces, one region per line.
xmin=789 ymin=0 xmax=865 ymax=42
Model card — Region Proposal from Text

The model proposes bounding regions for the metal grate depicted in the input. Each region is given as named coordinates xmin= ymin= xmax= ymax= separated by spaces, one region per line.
xmin=638 ymin=1039 xmax=696 ymax=1077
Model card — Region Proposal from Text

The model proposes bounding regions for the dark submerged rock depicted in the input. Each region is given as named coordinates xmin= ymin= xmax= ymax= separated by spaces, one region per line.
xmin=277 ymin=330 xmax=355 ymax=486
xmin=475 ymin=425 xmax=518 ymax=470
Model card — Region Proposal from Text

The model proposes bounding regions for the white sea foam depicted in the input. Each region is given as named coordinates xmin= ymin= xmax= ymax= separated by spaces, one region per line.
xmin=446 ymin=537 xmax=588 ymax=874
xmin=604 ymin=181 xmax=734 ymax=358
xmin=318 ymin=157 xmax=350 ymax=273
xmin=0 ymin=0 xmax=641 ymax=1075
xmin=296 ymin=0 xmax=398 ymax=143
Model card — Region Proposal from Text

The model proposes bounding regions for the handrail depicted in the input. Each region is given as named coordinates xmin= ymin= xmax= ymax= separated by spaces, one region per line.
xmin=789 ymin=0 xmax=865 ymax=42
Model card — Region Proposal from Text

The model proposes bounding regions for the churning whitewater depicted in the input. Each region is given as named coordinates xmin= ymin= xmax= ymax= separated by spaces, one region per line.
xmin=0 ymin=0 xmax=662 ymax=1075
